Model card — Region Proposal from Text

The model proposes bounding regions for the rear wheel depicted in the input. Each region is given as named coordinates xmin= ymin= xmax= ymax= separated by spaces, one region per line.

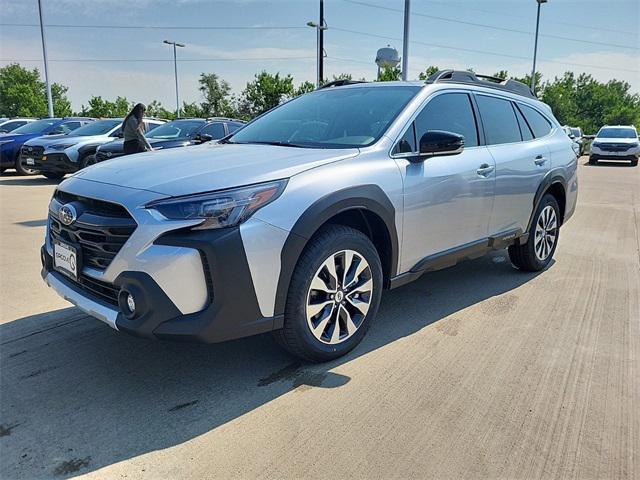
xmin=42 ymin=172 xmax=65 ymax=180
xmin=509 ymin=194 xmax=560 ymax=272
xmin=274 ymin=225 xmax=383 ymax=362
xmin=588 ymin=156 xmax=597 ymax=165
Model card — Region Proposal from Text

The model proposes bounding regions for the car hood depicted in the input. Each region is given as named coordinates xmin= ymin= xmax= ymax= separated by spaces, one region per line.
xmin=73 ymin=142 xmax=359 ymax=196
xmin=27 ymin=134 xmax=109 ymax=147
xmin=594 ymin=137 xmax=638 ymax=144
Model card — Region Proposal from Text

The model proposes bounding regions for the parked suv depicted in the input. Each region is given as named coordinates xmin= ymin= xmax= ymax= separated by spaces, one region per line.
xmin=41 ymin=71 xmax=577 ymax=362
xmin=589 ymin=125 xmax=639 ymax=166
xmin=0 ymin=117 xmax=94 ymax=175
xmin=92 ymin=118 xmax=245 ymax=165
xmin=22 ymin=118 xmax=165 ymax=179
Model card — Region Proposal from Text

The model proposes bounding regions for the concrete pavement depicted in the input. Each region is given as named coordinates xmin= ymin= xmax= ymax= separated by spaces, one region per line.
xmin=0 ymin=159 xmax=638 ymax=479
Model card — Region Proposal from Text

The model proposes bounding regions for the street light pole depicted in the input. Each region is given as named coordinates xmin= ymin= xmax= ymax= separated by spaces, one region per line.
xmin=163 ymin=40 xmax=185 ymax=117
xmin=401 ymin=0 xmax=410 ymax=81
xmin=307 ymin=0 xmax=328 ymax=88
xmin=531 ymin=0 xmax=547 ymax=93
xmin=37 ymin=0 xmax=53 ymax=117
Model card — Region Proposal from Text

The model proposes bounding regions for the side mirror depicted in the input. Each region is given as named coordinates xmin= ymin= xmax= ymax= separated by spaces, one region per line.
xmin=48 ymin=130 xmax=61 ymax=135
xmin=199 ymin=133 xmax=213 ymax=143
xmin=414 ymin=130 xmax=464 ymax=162
xmin=116 ymin=131 xmax=124 ymax=138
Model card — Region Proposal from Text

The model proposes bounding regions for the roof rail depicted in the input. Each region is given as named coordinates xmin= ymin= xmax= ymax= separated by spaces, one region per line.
xmin=425 ymin=69 xmax=537 ymax=99
xmin=317 ymin=79 xmax=367 ymax=90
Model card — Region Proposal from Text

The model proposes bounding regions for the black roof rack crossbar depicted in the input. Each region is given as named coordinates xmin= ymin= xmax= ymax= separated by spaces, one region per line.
xmin=425 ymin=69 xmax=536 ymax=99
xmin=317 ymin=79 xmax=368 ymax=90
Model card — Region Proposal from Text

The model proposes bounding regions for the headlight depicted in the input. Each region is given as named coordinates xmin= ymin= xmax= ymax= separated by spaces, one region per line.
xmin=0 ymin=139 xmax=14 ymax=145
xmin=49 ymin=144 xmax=74 ymax=151
xmin=146 ymin=180 xmax=287 ymax=230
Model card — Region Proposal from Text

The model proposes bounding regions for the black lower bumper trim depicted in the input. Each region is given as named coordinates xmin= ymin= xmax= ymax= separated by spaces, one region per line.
xmin=28 ymin=153 xmax=78 ymax=173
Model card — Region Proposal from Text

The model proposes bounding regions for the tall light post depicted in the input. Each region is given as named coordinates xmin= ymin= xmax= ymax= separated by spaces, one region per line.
xmin=401 ymin=0 xmax=410 ymax=81
xmin=307 ymin=0 xmax=327 ymax=87
xmin=163 ymin=40 xmax=185 ymax=117
xmin=37 ymin=0 xmax=53 ymax=117
xmin=530 ymin=0 xmax=548 ymax=93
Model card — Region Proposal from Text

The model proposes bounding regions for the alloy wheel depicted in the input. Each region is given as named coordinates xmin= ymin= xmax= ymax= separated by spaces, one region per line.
xmin=534 ymin=205 xmax=557 ymax=261
xmin=306 ymin=249 xmax=373 ymax=345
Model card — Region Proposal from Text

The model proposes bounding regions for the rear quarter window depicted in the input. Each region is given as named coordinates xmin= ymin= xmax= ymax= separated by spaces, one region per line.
xmin=476 ymin=95 xmax=522 ymax=145
xmin=519 ymin=104 xmax=553 ymax=138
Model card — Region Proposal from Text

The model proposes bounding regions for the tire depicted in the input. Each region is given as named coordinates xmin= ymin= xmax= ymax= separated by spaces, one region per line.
xmin=273 ymin=224 xmax=383 ymax=362
xmin=509 ymin=193 xmax=560 ymax=272
xmin=42 ymin=172 xmax=65 ymax=180
xmin=631 ymin=158 xmax=638 ymax=167
xmin=81 ymin=154 xmax=98 ymax=169
xmin=15 ymin=158 xmax=38 ymax=176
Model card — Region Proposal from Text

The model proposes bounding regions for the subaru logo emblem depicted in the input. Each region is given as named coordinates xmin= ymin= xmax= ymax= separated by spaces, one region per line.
xmin=59 ymin=204 xmax=77 ymax=226
xmin=27 ymin=146 xmax=33 ymax=152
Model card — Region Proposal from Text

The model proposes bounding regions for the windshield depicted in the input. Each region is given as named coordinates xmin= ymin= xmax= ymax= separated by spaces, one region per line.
xmin=597 ymin=127 xmax=637 ymax=139
xmin=72 ymin=119 xmax=121 ymax=136
xmin=227 ymin=86 xmax=421 ymax=148
xmin=147 ymin=120 xmax=204 ymax=139
xmin=11 ymin=119 xmax=59 ymax=134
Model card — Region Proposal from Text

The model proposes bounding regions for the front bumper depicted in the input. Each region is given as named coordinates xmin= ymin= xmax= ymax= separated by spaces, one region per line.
xmin=27 ymin=152 xmax=78 ymax=173
xmin=590 ymin=153 xmax=638 ymax=162
xmin=42 ymin=218 xmax=279 ymax=344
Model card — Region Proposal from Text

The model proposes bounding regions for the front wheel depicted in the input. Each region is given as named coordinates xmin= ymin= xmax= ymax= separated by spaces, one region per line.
xmin=15 ymin=158 xmax=38 ymax=176
xmin=81 ymin=154 xmax=98 ymax=169
xmin=508 ymin=194 xmax=560 ymax=272
xmin=274 ymin=225 xmax=383 ymax=362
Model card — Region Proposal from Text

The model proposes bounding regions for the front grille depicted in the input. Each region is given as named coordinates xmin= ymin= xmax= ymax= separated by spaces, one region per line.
xmin=50 ymin=192 xmax=136 ymax=270
xmin=78 ymin=274 xmax=120 ymax=305
xmin=601 ymin=143 xmax=633 ymax=152
xmin=21 ymin=145 xmax=44 ymax=160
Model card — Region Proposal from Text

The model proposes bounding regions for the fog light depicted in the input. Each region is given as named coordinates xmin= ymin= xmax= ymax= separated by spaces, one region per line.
xmin=126 ymin=293 xmax=136 ymax=314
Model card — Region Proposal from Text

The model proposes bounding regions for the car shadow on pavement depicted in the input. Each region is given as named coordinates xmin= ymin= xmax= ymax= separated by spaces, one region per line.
xmin=0 ymin=250 xmax=545 ymax=478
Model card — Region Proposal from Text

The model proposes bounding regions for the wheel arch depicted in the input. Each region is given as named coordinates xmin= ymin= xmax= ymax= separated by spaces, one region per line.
xmin=528 ymin=171 xmax=567 ymax=234
xmin=273 ymin=185 xmax=398 ymax=319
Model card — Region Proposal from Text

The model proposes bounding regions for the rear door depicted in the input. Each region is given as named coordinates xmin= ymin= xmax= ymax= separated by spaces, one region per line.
xmin=475 ymin=94 xmax=550 ymax=235
xmin=394 ymin=91 xmax=496 ymax=271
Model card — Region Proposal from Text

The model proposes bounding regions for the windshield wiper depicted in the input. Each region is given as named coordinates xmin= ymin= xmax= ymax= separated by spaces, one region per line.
xmin=231 ymin=140 xmax=307 ymax=148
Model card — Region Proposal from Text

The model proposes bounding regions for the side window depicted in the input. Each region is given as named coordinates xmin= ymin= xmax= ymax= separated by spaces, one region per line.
xmin=519 ymin=104 xmax=552 ymax=138
xmin=414 ymin=93 xmax=479 ymax=148
xmin=110 ymin=126 xmax=123 ymax=137
xmin=513 ymin=104 xmax=534 ymax=141
xmin=227 ymin=122 xmax=243 ymax=134
xmin=392 ymin=124 xmax=416 ymax=154
xmin=201 ymin=122 xmax=226 ymax=139
xmin=476 ymin=95 xmax=522 ymax=145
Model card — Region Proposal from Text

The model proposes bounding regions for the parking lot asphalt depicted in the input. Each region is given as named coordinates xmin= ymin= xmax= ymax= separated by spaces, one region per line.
xmin=0 ymin=159 xmax=638 ymax=479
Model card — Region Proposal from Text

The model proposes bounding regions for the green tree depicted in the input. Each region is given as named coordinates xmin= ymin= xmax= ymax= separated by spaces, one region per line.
xmin=80 ymin=96 xmax=132 ymax=117
xmin=377 ymin=65 xmax=401 ymax=81
xmin=295 ymin=81 xmax=316 ymax=96
xmin=181 ymin=101 xmax=205 ymax=118
xmin=0 ymin=63 xmax=72 ymax=117
xmin=146 ymin=100 xmax=176 ymax=120
xmin=418 ymin=66 xmax=440 ymax=80
xmin=238 ymin=71 xmax=294 ymax=119
xmin=198 ymin=73 xmax=234 ymax=117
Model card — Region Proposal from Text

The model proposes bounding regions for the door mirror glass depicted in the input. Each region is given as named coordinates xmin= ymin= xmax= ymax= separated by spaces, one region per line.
xmin=418 ymin=130 xmax=464 ymax=158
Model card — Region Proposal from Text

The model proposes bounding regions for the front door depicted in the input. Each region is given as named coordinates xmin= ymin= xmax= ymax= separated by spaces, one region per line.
xmin=393 ymin=91 xmax=496 ymax=273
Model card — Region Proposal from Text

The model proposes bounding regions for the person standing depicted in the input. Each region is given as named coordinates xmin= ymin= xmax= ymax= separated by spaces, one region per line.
xmin=122 ymin=103 xmax=152 ymax=154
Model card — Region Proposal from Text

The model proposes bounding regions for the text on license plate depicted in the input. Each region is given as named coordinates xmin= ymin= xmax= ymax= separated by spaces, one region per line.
xmin=54 ymin=241 xmax=78 ymax=279
xmin=26 ymin=157 xmax=34 ymax=165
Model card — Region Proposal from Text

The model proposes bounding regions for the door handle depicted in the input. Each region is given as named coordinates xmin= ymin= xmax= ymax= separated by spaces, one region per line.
xmin=534 ymin=155 xmax=548 ymax=166
xmin=476 ymin=164 xmax=495 ymax=176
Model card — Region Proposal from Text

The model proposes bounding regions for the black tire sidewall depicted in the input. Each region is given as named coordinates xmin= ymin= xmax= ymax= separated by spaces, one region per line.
xmin=285 ymin=226 xmax=383 ymax=361
xmin=15 ymin=158 xmax=38 ymax=176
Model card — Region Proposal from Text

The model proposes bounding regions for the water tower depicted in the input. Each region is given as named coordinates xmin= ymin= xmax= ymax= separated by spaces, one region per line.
xmin=375 ymin=45 xmax=400 ymax=79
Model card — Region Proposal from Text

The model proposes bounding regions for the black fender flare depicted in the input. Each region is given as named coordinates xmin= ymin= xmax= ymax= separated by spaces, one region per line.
xmin=273 ymin=184 xmax=398 ymax=319
xmin=526 ymin=169 xmax=567 ymax=235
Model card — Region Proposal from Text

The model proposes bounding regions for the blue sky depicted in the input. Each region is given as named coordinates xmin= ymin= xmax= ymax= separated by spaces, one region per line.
xmin=1 ymin=0 xmax=638 ymax=111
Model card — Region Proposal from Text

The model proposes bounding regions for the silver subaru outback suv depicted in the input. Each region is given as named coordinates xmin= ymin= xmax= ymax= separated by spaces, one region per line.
xmin=41 ymin=70 xmax=578 ymax=362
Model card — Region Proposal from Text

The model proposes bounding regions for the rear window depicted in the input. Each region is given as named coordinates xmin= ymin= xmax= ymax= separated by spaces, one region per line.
xmin=476 ymin=95 xmax=521 ymax=145
xmin=519 ymin=104 xmax=552 ymax=138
